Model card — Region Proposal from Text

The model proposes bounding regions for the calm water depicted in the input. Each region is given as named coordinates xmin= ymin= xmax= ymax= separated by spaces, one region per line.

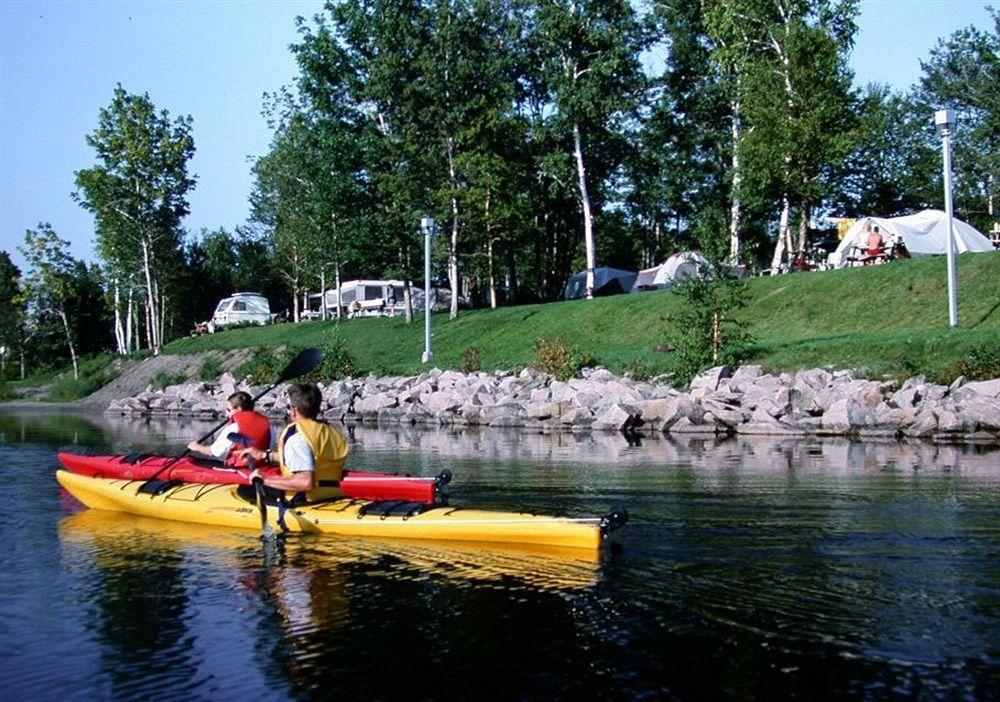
xmin=0 ymin=410 xmax=998 ymax=700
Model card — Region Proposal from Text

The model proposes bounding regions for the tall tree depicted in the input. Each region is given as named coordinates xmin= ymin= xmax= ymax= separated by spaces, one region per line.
xmin=18 ymin=225 xmax=82 ymax=379
xmin=530 ymin=0 xmax=647 ymax=298
xmin=705 ymin=0 xmax=858 ymax=271
xmin=913 ymin=11 xmax=999 ymax=231
xmin=74 ymin=85 xmax=196 ymax=355
xmin=0 ymin=252 xmax=23 ymax=377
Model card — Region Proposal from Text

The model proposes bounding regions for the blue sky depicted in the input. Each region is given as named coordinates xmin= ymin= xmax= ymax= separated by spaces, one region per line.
xmin=1 ymin=0 xmax=996 ymax=273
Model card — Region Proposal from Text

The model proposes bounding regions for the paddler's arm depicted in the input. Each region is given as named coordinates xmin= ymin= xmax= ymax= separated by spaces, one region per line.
xmin=247 ymin=467 xmax=315 ymax=492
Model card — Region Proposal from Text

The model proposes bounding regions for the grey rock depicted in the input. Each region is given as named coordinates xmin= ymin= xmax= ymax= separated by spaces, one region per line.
xmin=891 ymin=387 xmax=921 ymax=408
xmin=955 ymin=396 xmax=1000 ymax=430
xmin=903 ymin=410 xmax=938 ymax=437
xmin=592 ymin=404 xmax=636 ymax=431
xmin=689 ymin=365 xmax=732 ymax=393
xmin=668 ymin=416 xmax=720 ymax=434
xmin=963 ymin=379 xmax=1000 ymax=398
xmin=482 ymin=403 xmax=525 ymax=426
xmin=736 ymin=421 xmax=807 ymax=436
xmin=821 ymin=398 xmax=870 ymax=432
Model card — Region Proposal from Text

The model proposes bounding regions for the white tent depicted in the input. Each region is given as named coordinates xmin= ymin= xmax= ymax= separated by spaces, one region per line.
xmin=632 ymin=251 xmax=711 ymax=292
xmin=829 ymin=209 xmax=994 ymax=268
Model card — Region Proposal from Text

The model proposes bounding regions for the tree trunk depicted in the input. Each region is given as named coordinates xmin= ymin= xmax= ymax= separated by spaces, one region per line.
xmin=140 ymin=237 xmax=160 ymax=354
xmin=573 ymin=123 xmax=596 ymax=299
xmin=320 ymin=269 xmax=327 ymax=321
xmin=403 ymin=279 xmax=413 ymax=324
xmin=112 ymin=279 xmax=126 ymax=355
xmin=796 ymin=204 xmax=810 ymax=256
xmin=447 ymin=140 xmax=460 ymax=320
xmin=125 ymin=286 xmax=134 ymax=354
xmin=335 ymin=261 xmax=342 ymax=320
xmin=57 ymin=308 xmax=79 ymax=380
xmin=770 ymin=195 xmax=792 ymax=274
xmin=487 ymin=238 xmax=498 ymax=309
xmin=729 ymin=98 xmax=743 ymax=264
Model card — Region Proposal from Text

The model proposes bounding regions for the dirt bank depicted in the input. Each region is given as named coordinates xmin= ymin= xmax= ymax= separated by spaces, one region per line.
xmin=0 ymin=349 xmax=252 ymax=410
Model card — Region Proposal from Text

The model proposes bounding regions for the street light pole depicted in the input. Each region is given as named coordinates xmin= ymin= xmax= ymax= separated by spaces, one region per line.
xmin=935 ymin=109 xmax=959 ymax=328
xmin=421 ymin=216 xmax=434 ymax=364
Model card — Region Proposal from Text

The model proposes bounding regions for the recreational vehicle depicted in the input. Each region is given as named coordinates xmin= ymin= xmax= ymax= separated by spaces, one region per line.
xmin=208 ymin=292 xmax=274 ymax=332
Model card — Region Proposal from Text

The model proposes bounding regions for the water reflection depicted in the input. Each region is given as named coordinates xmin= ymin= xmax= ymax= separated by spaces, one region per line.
xmin=59 ymin=510 xmax=607 ymax=698
xmin=3 ymin=409 xmax=997 ymax=698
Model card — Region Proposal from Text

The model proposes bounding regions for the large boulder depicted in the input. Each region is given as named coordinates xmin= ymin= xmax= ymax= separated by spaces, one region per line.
xmin=592 ymin=404 xmax=639 ymax=432
xmin=689 ymin=365 xmax=732 ymax=393
xmin=821 ymin=398 xmax=869 ymax=433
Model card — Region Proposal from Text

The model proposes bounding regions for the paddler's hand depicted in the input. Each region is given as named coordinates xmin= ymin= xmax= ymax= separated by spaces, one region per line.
xmin=248 ymin=468 xmax=264 ymax=484
xmin=239 ymin=447 xmax=267 ymax=462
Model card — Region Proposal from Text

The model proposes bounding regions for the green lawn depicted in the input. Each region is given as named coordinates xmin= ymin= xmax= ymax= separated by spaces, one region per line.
xmin=163 ymin=252 xmax=1000 ymax=382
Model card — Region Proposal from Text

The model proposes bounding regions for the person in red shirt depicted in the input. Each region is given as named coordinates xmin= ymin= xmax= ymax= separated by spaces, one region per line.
xmin=187 ymin=391 xmax=271 ymax=467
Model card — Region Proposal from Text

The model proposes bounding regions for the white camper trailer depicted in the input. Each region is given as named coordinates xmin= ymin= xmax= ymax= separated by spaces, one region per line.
xmin=208 ymin=292 xmax=273 ymax=332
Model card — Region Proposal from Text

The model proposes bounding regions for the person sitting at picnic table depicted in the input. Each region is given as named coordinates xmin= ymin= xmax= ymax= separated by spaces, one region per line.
xmin=864 ymin=225 xmax=886 ymax=264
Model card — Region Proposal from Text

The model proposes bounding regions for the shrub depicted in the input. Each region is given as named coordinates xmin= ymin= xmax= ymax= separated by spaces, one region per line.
xmin=460 ymin=346 xmax=482 ymax=374
xmin=235 ymin=347 xmax=285 ymax=385
xmin=197 ymin=354 xmax=223 ymax=381
xmin=47 ymin=363 xmax=121 ymax=402
xmin=623 ymin=358 xmax=654 ymax=381
xmin=150 ymin=370 xmax=188 ymax=391
xmin=533 ymin=336 xmax=592 ymax=381
xmin=242 ymin=335 xmax=359 ymax=386
xmin=307 ymin=334 xmax=358 ymax=381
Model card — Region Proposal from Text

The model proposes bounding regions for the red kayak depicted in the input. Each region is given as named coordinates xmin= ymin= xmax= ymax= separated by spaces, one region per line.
xmin=57 ymin=452 xmax=449 ymax=504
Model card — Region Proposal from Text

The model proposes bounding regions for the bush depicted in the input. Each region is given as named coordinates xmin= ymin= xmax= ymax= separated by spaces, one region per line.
xmin=197 ymin=354 xmax=223 ymax=381
xmin=237 ymin=336 xmax=358 ymax=386
xmin=150 ymin=370 xmax=188 ymax=391
xmin=460 ymin=346 xmax=482 ymax=374
xmin=0 ymin=382 xmax=15 ymax=400
xmin=533 ymin=336 xmax=592 ymax=381
xmin=46 ymin=359 xmax=121 ymax=402
xmin=623 ymin=358 xmax=654 ymax=381
xmin=235 ymin=346 xmax=286 ymax=385
xmin=306 ymin=333 xmax=358 ymax=382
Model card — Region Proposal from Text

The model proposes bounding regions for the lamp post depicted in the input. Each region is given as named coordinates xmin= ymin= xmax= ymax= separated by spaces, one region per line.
xmin=935 ymin=109 xmax=959 ymax=328
xmin=421 ymin=216 xmax=434 ymax=364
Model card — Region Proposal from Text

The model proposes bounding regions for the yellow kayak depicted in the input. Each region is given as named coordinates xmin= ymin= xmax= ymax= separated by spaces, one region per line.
xmin=60 ymin=510 xmax=602 ymax=590
xmin=56 ymin=470 xmax=627 ymax=551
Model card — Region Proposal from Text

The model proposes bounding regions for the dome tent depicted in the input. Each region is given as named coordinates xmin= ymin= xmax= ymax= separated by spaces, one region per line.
xmin=632 ymin=251 xmax=712 ymax=292
xmin=829 ymin=210 xmax=993 ymax=268
xmin=563 ymin=267 xmax=637 ymax=300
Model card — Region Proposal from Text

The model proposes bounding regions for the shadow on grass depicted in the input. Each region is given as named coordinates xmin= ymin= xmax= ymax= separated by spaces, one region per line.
xmin=969 ymin=301 xmax=999 ymax=329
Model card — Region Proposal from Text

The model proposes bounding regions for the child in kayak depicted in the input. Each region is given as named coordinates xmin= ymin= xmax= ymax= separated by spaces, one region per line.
xmin=241 ymin=383 xmax=349 ymax=501
xmin=187 ymin=391 xmax=271 ymax=467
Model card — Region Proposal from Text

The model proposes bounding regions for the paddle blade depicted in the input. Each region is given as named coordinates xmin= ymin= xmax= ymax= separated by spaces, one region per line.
xmin=278 ymin=348 xmax=324 ymax=383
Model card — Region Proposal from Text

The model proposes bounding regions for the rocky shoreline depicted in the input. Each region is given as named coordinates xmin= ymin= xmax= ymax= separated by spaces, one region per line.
xmin=104 ymin=365 xmax=1000 ymax=443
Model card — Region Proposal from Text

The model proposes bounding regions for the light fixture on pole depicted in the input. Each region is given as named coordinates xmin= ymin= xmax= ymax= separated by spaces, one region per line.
xmin=421 ymin=216 xmax=434 ymax=364
xmin=934 ymin=108 xmax=959 ymax=328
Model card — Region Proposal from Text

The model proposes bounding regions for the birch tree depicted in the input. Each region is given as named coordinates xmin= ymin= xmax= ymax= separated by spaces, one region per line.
xmin=74 ymin=86 xmax=195 ymax=355
xmin=18 ymin=225 xmax=81 ymax=379
xmin=531 ymin=0 xmax=647 ymax=299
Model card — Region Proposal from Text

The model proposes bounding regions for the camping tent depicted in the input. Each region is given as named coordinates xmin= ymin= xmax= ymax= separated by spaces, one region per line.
xmin=632 ymin=251 xmax=711 ymax=292
xmin=829 ymin=210 xmax=993 ymax=268
xmin=563 ymin=267 xmax=637 ymax=300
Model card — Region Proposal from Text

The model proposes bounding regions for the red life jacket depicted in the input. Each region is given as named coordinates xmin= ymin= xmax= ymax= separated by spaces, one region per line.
xmin=226 ymin=410 xmax=272 ymax=467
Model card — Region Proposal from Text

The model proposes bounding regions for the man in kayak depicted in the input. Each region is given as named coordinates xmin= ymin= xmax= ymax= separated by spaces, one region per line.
xmin=241 ymin=383 xmax=349 ymax=501
xmin=187 ymin=391 xmax=271 ymax=467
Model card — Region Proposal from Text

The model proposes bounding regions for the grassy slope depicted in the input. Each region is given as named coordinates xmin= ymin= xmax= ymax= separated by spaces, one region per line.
xmin=165 ymin=252 xmax=1000 ymax=380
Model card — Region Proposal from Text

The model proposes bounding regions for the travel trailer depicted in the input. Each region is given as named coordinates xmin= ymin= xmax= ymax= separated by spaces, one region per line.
xmin=208 ymin=292 xmax=274 ymax=332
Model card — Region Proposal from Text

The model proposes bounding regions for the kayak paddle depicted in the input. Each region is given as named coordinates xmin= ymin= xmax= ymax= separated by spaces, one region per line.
xmin=137 ymin=347 xmax=324 ymax=495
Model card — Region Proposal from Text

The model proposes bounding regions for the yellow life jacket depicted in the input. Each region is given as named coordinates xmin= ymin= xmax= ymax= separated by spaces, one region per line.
xmin=277 ymin=418 xmax=349 ymax=501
